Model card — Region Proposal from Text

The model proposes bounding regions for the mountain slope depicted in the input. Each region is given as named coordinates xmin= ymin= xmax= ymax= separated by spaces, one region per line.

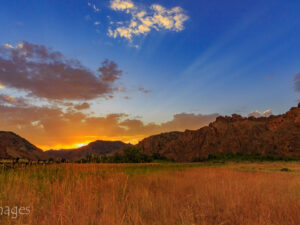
xmin=46 ymin=140 xmax=129 ymax=161
xmin=138 ymin=105 xmax=300 ymax=162
xmin=0 ymin=131 xmax=47 ymax=160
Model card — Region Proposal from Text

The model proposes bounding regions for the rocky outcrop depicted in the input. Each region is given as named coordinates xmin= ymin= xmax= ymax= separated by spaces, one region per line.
xmin=138 ymin=105 xmax=300 ymax=162
xmin=0 ymin=131 xmax=47 ymax=160
xmin=46 ymin=140 xmax=129 ymax=161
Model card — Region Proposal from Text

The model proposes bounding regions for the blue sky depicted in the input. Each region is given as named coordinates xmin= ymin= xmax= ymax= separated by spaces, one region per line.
xmin=0 ymin=0 xmax=300 ymax=148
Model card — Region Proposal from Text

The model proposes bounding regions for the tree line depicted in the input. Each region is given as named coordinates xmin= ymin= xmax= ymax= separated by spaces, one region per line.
xmin=77 ymin=146 xmax=171 ymax=163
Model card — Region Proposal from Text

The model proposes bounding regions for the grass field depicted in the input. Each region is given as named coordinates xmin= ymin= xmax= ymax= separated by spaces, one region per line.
xmin=0 ymin=162 xmax=299 ymax=225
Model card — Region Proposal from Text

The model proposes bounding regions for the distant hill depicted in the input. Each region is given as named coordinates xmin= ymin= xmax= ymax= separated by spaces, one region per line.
xmin=0 ymin=131 xmax=47 ymax=160
xmin=46 ymin=140 xmax=130 ymax=161
xmin=138 ymin=104 xmax=300 ymax=162
xmin=2 ymin=104 xmax=300 ymax=163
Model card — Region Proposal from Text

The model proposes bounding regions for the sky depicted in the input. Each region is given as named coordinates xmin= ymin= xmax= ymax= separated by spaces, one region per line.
xmin=0 ymin=0 xmax=300 ymax=149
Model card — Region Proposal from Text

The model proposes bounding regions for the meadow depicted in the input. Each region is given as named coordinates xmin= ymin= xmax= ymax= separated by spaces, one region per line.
xmin=0 ymin=162 xmax=299 ymax=225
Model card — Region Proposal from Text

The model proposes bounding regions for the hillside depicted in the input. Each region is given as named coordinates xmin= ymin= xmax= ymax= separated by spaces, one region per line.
xmin=46 ymin=140 xmax=129 ymax=161
xmin=0 ymin=131 xmax=47 ymax=160
xmin=138 ymin=104 xmax=300 ymax=162
xmin=2 ymin=104 xmax=300 ymax=162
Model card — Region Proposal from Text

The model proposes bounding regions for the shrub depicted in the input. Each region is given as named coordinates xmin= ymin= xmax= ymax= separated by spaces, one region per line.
xmin=280 ymin=168 xmax=291 ymax=172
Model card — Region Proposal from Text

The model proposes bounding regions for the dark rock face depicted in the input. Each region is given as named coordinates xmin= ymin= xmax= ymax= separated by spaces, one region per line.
xmin=0 ymin=131 xmax=47 ymax=160
xmin=138 ymin=107 xmax=300 ymax=162
xmin=46 ymin=140 xmax=129 ymax=161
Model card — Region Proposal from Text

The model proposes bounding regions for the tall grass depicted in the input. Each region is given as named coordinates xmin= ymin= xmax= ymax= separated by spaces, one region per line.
xmin=0 ymin=163 xmax=299 ymax=225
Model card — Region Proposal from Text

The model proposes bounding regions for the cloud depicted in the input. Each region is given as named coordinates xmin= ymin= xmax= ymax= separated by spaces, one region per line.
xmin=98 ymin=59 xmax=122 ymax=82
xmin=248 ymin=109 xmax=273 ymax=118
xmin=3 ymin=43 xmax=13 ymax=49
xmin=93 ymin=5 xmax=100 ymax=12
xmin=110 ymin=0 xmax=135 ymax=12
xmin=152 ymin=113 xmax=219 ymax=133
xmin=119 ymin=113 xmax=219 ymax=135
xmin=88 ymin=2 xmax=100 ymax=12
xmin=138 ymin=87 xmax=151 ymax=94
xmin=248 ymin=110 xmax=261 ymax=118
xmin=0 ymin=42 xmax=123 ymax=100
xmin=74 ymin=103 xmax=90 ymax=110
xmin=94 ymin=21 xmax=100 ymax=25
xmin=0 ymin=99 xmax=218 ymax=148
xmin=294 ymin=73 xmax=300 ymax=92
xmin=108 ymin=0 xmax=188 ymax=40
xmin=263 ymin=109 xmax=273 ymax=117
xmin=0 ymin=94 xmax=28 ymax=107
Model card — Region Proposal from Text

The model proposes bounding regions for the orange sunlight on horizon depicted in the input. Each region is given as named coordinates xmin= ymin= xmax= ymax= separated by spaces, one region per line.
xmin=37 ymin=135 xmax=145 ymax=151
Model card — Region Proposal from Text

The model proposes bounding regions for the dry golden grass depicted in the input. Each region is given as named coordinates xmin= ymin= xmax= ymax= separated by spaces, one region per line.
xmin=0 ymin=162 xmax=299 ymax=225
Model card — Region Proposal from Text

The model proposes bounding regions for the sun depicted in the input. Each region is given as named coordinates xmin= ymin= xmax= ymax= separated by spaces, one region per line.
xmin=75 ymin=143 xmax=88 ymax=148
xmin=39 ymin=141 xmax=92 ymax=150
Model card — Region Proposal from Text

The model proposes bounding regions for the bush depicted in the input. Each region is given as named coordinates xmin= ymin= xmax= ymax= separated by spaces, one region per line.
xmin=192 ymin=152 xmax=300 ymax=162
xmin=80 ymin=146 xmax=155 ymax=163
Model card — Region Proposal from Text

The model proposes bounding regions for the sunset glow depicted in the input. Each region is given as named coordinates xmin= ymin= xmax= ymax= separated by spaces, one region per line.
xmin=1 ymin=2 xmax=300 ymax=225
xmin=36 ymin=135 xmax=145 ymax=150
xmin=0 ymin=0 xmax=300 ymax=149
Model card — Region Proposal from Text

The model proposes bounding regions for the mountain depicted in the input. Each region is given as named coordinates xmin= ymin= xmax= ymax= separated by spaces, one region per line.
xmin=2 ymin=104 xmax=300 ymax=162
xmin=0 ymin=131 xmax=47 ymax=160
xmin=46 ymin=140 xmax=129 ymax=161
xmin=138 ymin=104 xmax=300 ymax=162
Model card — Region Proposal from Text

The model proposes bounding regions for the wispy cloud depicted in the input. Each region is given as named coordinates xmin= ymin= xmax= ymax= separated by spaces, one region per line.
xmin=88 ymin=2 xmax=100 ymax=12
xmin=138 ymin=87 xmax=151 ymax=94
xmin=108 ymin=0 xmax=188 ymax=41
xmin=0 ymin=94 xmax=28 ymax=107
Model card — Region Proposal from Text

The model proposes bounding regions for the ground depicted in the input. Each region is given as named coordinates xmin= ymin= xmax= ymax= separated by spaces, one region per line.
xmin=0 ymin=162 xmax=299 ymax=225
